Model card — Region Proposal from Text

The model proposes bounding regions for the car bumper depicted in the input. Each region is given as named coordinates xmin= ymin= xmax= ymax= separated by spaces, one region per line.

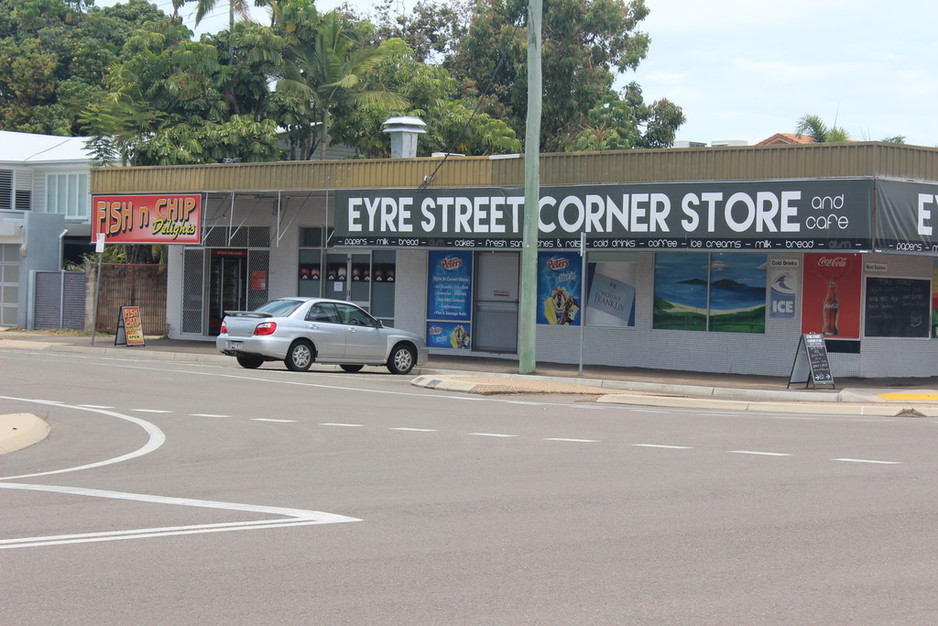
xmin=216 ymin=335 xmax=291 ymax=360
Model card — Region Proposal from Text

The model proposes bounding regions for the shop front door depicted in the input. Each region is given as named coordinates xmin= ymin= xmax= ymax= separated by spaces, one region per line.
xmin=209 ymin=249 xmax=248 ymax=335
xmin=473 ymin=252 xmax=519 ymax=353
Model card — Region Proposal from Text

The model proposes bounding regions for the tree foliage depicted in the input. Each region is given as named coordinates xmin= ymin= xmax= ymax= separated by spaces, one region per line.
xmin=3 ymin=0 xmax=686 ymax=160
xmin=795 ymin=114 xmax=850 ymax=143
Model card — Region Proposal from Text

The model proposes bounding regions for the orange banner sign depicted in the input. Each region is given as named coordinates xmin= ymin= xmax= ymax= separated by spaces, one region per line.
xmin=92 ymin=194 xmax=202 ymax=244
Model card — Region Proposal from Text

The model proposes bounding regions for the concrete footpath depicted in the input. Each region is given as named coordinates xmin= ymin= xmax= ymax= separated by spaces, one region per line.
xmin=3 ymin=329 xmax=938 ymax=454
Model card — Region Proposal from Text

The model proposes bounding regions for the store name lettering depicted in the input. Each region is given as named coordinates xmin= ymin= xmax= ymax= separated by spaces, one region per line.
xmin=345 ymin=189 xmax=841 ymax=237
xmin=96 ymin=197 xmax=199 ymax=239
xmin=917 ymin=194 xmax=934 ymax=236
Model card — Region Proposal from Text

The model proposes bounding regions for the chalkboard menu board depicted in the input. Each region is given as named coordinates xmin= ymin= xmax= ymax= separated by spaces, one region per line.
xmin=864 ymin=277 xmax=931 ymax=338
xmin=788 ymin=333 xmax=835 ymax=389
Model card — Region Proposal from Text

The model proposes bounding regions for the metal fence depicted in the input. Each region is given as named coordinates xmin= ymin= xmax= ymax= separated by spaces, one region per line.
xmin=32 ymin=271 xmax=87 ymax=330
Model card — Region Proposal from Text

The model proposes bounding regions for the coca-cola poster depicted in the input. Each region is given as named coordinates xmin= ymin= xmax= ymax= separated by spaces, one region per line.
xmin=802 ymin=253 xmax=862 ymax=338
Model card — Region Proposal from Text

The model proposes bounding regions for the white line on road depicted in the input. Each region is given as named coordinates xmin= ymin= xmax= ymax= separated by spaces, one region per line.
xmin=833 ymin=458 xmax=902 ymax=465
xmin=633 ymin=444 xmax=692 ymax=449
xmin=468 ymin=433 xmax=518 ymax=438
xmin=730 ymin=450 xmax=792 ymax=457
xmin=0 ymin=397 xmax=166 ymax=481
xmin=0 ymin=482 xmax=361 ymax=550
xmin=390 ymin=427 xmax=438 ymax=432
xmin=319 ymin=422 xmax=364 ymax=427
xmin=191 ymin=413 xmax=231 ymax=418
xmin=545 ymin=438 xmax=598 ymax=443
xmin=79 ymin=405 xmax=113 ymax=409
xmin=132 ymin=409 xmax=172 ymax=414
xmin=252 ymin=418 xmax=298 ymax=423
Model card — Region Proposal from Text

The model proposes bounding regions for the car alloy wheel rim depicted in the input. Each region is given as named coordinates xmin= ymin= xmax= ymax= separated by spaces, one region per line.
xmin=395 ymin=350 xmax=412 ymax=371
xmin=294 ymin=345 xmax=311 ymax=368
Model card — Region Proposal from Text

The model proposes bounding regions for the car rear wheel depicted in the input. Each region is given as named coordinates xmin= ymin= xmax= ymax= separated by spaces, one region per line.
xmin=340 ymin=364 xmax=364 ymax=373
xmin=387 ymin=344 xmax=416 ymax=375
xmin=285 ymin=340 xmax=314 ymax=371
xmin=236 ymin=354 xmax=264 ymax=369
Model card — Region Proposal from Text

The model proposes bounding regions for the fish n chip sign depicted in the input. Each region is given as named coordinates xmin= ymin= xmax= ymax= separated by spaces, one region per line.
xmin=92 ymin=194 xmax=202 ymax=244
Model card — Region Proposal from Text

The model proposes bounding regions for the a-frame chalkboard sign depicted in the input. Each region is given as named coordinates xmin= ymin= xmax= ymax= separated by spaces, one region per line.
xmin=788 ymin=333 xmax=835 ymax=389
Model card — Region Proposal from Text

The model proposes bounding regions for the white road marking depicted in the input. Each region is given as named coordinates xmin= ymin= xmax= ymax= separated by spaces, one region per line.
xmin=390 ymin=427 xmax=438 ymax=432
xmin=730 ymin=450 xmax=792 ymax=457
xmin=132 ymin=409 xmax=172 ymax=414
xmin=0 ymin=482 xmax=360 ymax=550
xmin=319 ymin=422 xmax=364 ymax=427
xmin=833 ymin=458 xmax=902 ymax=465
xmin=0 ymin=397 xmax=165 ymax=481
xmin=468 ymin=433 xmax=517 ymax=438
xmin=191 ymin=413 xmax=231 ymax=418
xmin=79 ymin=404 xmax=113 ymax=409
xmin=252 ymin=418 xmax=298 ymax=423
xmin=633 ymin=444 xmax=692 ymax=449
xmin=545 ymin=438 xmax=598 ymax=443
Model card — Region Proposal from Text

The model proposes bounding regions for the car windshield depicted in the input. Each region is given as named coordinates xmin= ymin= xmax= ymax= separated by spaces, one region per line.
xmin=255 ymin=299 xmax=305 ymax=317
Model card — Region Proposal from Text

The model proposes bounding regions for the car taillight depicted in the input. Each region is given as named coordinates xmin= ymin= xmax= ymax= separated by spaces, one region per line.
xmin=254 ymin=321 xmax=277 ymax=336
xmin=220 ymin=320 xmax=228 ymax=334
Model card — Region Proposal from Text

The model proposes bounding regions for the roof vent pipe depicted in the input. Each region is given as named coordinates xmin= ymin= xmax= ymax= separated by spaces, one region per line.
xmin=383 ymin=116 xmax=426 ymax=159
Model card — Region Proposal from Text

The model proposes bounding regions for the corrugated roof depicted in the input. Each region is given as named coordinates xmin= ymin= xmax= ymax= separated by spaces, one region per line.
xmin=0 ymin=130 xmax=93 ymax=164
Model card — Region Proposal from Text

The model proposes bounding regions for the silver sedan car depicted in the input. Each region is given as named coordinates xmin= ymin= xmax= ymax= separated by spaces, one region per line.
xmin=216 ymin=298 xmax=428 ymax=374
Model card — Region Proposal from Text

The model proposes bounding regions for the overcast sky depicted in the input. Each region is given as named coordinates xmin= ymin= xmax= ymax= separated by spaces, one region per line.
xmin=112 ymin=0 xmax=938 ymax=148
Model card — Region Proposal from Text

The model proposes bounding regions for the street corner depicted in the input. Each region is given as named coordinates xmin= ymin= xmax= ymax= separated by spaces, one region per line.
xmin=0 ymin=413 xmax=51 ymax=455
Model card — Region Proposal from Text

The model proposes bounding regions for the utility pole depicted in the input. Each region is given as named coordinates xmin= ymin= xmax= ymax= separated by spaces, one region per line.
xmin=518 ymin=0 xmax=542 ymax=374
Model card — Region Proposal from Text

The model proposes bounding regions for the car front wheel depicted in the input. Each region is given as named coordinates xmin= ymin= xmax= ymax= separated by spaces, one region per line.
xmin=285 ymin=340 xmax=314 ymax=371
xmin=387 ymin=344 xmax=416 ymax=375
xmin=236 ymin=354 xmax=264 ymax=369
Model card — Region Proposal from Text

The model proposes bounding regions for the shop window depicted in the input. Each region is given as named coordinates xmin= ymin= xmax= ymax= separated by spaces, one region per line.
xmin=653 ymin=252 xmax=766 ymax=333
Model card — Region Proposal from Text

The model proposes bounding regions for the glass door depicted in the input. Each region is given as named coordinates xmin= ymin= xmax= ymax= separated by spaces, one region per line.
xmin=209 ymin=249 xmax=247 ymax=334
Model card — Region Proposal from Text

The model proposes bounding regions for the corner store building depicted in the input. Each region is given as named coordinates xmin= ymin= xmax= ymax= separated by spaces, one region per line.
xmin=91 ymin=142 xmax=938 ymax=378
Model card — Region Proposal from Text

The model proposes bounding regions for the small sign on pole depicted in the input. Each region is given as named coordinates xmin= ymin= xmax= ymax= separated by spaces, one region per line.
xmin=115 ymin=306 xmax=145 ymax=347
xmin=788 ymin=333 xmax=835 ymax=389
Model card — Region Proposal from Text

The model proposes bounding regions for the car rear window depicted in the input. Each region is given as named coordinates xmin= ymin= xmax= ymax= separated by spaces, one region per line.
xmin=256 ymin=300 xmax=304 ymax=317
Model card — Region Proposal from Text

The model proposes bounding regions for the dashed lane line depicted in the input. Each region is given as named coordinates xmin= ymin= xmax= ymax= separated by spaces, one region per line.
xmin=730 ymin=450 xmax=792 ymax=457
xmin=468 ymin=433 xmax=518 ymax=438
xmin=252 ymin=418 xmax=298 ymax=423
xmin=833 ymin=458 xmax=902 ymax=465
xmin=633 ymin=444 xmax=693 ymax=449
xmin=390 ymin=427 xmax=438 ymax=432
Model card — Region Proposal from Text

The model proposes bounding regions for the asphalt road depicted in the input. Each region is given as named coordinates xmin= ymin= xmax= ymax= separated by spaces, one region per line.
xmin=2 ymin=348 xmax=938 ymax=624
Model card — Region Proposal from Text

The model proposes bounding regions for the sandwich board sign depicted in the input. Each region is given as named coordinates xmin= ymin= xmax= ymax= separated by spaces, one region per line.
xmin=788 ymin=333 xmax=835 ymax=389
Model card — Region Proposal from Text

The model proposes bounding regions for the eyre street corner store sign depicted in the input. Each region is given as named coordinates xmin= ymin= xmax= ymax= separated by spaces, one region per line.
xmin=92 ymin=194 xmax=202 ymax=245
xmin=334 ymin=179 xmax=938 ymax=254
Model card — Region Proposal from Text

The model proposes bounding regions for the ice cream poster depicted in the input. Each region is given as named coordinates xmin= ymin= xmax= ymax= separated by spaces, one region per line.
xmin=537 ymin=252 xmax=582 ymax=325
xmin=427 ymin=251 xmax=473 ymax=321
xmin=426 ymin=321 xmax=472 ymax=350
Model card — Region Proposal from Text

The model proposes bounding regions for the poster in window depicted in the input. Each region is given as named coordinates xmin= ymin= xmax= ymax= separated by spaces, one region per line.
xmin=653 ymin=253 xmax=708 ymax=331
xmin=709 ymin=253 xmax=766 ymax=333
xmin=427 ymin=251 xmax=472 ymax=322
xmin=537 ymin=252 xmax=582 ymax=325
xmin=802 ymin=253 xmax=862 ymax=338
xmin=585 ymin=261 xmax=636 ymax=327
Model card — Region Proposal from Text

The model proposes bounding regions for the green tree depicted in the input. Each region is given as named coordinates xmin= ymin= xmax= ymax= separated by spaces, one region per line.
xmin=277 ymin=11 xmax=407 ymax=160
xmin=445 ymin=0 xmax=654 ymax=151
xmin=331 ymin=39 xmax=520 ymax=157
xmin=0 ymin=0 xmax=168 ymax=135
xmin=795 ymin=113 xmax=850 ymax=143
xmin=84 ymin=21 xmax=284 ymax=165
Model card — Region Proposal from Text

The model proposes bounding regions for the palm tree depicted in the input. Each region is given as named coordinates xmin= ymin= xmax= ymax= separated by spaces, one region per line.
xmin=277 ymin=11 xmax=408 ymax=159
xmin=795 ymin=114 xmax=850 ymax=142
